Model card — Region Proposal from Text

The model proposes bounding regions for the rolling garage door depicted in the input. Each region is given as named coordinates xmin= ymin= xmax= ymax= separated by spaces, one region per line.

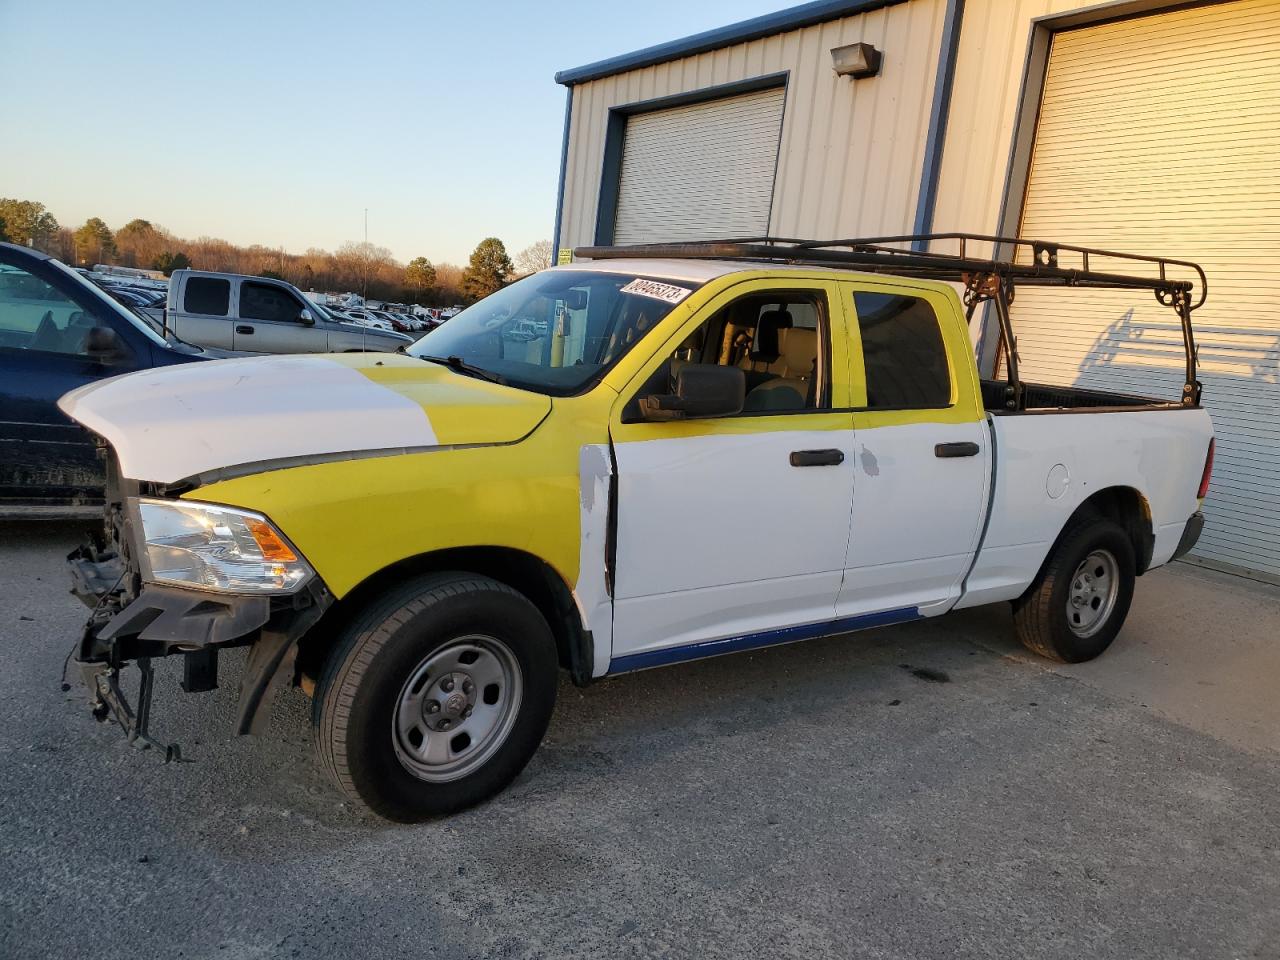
xmin=1012 ymin=0 xmax=1280 ymax=579
xmin=613 ymin=86 xmax=786 ymax=244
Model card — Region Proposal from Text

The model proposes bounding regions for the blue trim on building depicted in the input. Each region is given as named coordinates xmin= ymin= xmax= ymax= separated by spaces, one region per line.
xmin=607 ymin=606 xmax=921 ymax=674
xmin=594 ymin=110 xmax=628 ymax=245
xmin=607 ymin=72 xmax=790 ymax=118
xmin=555 ymin=0 xmax=908 ymax=86
xmin=550 ymin=85 xmax=574 ymax=265
xmin=911 ymin=0 xmax=965 ymax=251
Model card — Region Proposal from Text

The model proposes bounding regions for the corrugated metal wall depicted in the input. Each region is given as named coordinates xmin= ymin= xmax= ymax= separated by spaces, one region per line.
xmin=558 ymin=0 xmax=1278 ymax=579
xmin=938 ymin=0 xmax=1280 ymax=579
xmin=929 ymin=0 xmax=1261 ymax=235
xmin=1006 ymin=0 xmax=1280 ymax=578
xmin=930 ymin=0 xmax=1075 ymax=235
xmin=557 ymin=0 xmax=947 ymax=252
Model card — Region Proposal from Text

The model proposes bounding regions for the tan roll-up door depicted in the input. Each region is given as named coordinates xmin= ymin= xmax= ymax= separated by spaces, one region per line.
xmin=613 ymin=85 xmax=786 ymax=244
xmin=1012 ymin=0 xmax=1280 ymax=579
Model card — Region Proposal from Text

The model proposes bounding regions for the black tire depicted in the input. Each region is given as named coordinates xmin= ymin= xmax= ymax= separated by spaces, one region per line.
xmin=1011 ymin=515 xmax=1136 ymax=663
xmin=313 ymin=572 xmax=558 ymax=822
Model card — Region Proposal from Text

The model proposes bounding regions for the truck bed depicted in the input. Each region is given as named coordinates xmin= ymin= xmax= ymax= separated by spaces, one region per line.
xmin=956 ymin=400 xmax=1213 ymax=610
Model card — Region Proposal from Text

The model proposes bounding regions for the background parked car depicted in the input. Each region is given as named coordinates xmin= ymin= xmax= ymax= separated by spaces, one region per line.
xmin=0 ymin=242 xmax=219 ymax=512
xmin=367 ymin=309 xmax=413 ymax=334
xmin=148 ymin=269 xmax=411 ymax=354
xmin=340 ymin=307 xmax=397 ymax=332
xmin=101 ymin=286 xmax=160 ymax=309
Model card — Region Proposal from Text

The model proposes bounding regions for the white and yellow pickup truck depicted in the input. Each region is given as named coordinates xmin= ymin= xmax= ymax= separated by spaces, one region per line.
xmin=62 ymin=235 xmax=1214 ymax=822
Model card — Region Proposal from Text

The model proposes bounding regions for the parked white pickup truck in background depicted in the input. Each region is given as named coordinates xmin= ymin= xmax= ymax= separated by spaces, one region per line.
xmin=146 ymin=269 xmax=411 ymax=353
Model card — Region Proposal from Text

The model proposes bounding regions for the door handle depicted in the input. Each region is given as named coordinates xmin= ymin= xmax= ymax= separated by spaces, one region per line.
xmin=790 ymin=449 xmax=845 ymax=467
xmin=236 ymin=325 xmax=255 ymax=335
xmin=935 ymin=441 xmax=980 ymax=458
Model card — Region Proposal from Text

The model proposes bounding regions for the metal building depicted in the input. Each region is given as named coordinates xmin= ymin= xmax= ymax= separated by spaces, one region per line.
xmin=552 ymin=0 xmax=1280 ymax=581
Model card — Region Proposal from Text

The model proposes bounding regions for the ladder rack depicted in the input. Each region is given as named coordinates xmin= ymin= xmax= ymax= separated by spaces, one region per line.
xmin=574 ymin=233 xmax=1206 ymax=406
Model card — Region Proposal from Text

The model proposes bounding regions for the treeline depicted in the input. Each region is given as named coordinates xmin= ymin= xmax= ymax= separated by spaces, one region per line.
xmin=0 ymin=198 xmax=554 ymax=306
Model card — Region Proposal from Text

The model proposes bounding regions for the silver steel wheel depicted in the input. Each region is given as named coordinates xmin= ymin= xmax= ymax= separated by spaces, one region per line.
xmin=392 ymin=635 xmax=522 ymax=783
xmin=1066 ymin=549 xmax=1120 ymax=639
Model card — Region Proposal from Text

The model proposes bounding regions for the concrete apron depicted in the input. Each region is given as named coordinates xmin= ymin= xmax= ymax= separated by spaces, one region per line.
xmin=958 ymin=561 xmax=1280 ymax=757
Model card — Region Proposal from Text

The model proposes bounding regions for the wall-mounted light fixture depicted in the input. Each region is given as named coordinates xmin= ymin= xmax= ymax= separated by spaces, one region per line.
xmin=830 ymin=42 xmax=882 ymax=79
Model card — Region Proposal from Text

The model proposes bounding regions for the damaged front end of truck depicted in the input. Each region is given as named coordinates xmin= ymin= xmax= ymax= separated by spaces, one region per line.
xmin=66 ymin=449 xmax=332 ymax=759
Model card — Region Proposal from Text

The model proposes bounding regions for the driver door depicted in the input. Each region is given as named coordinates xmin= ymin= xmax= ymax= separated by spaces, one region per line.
xmin=233 ymin=280 xmax=323 ymax=352
xmin=0 ymin=254 xmax=138 ymax=505
xmin=607 ymin=278 xmax=859 ymax=671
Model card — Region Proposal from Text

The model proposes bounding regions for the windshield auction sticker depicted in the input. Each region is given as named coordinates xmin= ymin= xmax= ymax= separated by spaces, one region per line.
xmin=621 ymin=279 xmax=692 ymax=304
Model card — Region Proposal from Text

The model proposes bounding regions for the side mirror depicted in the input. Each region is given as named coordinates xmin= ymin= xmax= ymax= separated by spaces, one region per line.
xmin=639 ymin=363 xmax=744 ymax=421
xmin=298 ymin=308 xmax=315 ymax=325
xmin=84 ymin=326 xmax=131 ymax=366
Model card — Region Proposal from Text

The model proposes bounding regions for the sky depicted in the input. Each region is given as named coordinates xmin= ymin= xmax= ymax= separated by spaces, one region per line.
xmin=0 ymin=0 xmax=798 ymax=266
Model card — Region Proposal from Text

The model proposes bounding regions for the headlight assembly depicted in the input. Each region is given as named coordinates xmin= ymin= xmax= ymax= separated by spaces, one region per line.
xmin=134 ymin=498 xmax=314 ymax=594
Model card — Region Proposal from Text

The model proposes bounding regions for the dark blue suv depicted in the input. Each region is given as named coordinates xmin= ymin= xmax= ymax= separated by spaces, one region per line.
xmin=0 ymin=242 xmax=218 ymax=513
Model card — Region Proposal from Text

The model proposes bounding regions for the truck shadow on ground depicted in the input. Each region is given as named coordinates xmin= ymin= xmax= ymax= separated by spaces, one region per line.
xmin=98 ymin=604 xmax=1036 ymax=861
xmin=9 ymin=518 xmax=1045 ymax=868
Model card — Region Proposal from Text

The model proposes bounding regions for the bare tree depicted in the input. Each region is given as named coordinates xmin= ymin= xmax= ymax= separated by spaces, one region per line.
xmin=0 ymin=196 xmax=479 ymax=303
xmin=335 ymin=241 xmax=396 ymax=298
xmin=433 ymin=263 xmax=465 ymax=305
xmin=513 ymin=239 xmax=555 ymax=277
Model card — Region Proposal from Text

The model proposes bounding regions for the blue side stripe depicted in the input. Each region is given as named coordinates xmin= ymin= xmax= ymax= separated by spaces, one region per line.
xmin=607 ymin=606 xmax=920 ymax=674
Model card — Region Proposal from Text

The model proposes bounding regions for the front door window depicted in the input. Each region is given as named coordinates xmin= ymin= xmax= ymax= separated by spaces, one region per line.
xmin=0 ymin=262 xmax=97 ymax=356
xmin=240 ymin=282 xmax=305 ymax=323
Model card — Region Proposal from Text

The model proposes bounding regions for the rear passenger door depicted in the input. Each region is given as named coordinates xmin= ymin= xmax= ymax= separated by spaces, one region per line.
xmin=174 ymin=276 xmax=234 ymax=349
xmin=836 ymin=283 xmax=990 ymax=618
xmin=608 ymin=279 xmax=858 ymax=670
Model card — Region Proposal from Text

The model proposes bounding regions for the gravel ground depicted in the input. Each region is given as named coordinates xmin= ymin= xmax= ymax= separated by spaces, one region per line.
xmin=2 ymin=519 xmax=1279 ymax=960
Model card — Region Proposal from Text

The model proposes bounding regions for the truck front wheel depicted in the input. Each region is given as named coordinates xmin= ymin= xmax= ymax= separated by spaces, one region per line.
xmin=1011 ymin=516 xmax=1136 ymax=663
xmin=312 ymin=573 xmax=558 ymax=821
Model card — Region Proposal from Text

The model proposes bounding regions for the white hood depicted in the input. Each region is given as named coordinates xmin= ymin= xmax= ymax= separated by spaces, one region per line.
xmin=59 ymin=355 xmax=438 ymax=484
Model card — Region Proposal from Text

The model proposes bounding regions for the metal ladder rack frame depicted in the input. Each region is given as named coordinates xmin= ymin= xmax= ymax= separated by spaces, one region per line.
xmin=574 ymin=233 xmax=1206 ymax=408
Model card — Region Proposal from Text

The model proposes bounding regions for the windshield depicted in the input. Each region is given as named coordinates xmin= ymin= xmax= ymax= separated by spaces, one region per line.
xmin=50 ymin=260 xmax=170 ymax=346
xmin=407 ymin=269 xmax=699 ymax=395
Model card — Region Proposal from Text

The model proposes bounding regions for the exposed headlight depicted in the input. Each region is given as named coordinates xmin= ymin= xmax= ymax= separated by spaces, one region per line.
xmin=134 ymin=498 xmax=314 ymax=594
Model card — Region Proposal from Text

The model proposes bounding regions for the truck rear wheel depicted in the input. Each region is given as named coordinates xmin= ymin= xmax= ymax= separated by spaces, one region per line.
xmin=1011 ymin=516 xmax=1136 ymax=663
xmin=313 ymin=573 xmax=558 ymax=822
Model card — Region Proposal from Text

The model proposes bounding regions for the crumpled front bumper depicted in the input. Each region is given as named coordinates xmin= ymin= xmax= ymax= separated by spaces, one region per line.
xmin=68 ymin=541 xmax=332 ymax=753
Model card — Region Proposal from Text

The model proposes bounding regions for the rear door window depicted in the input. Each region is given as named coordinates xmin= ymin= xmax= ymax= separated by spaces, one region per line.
xmin=852 ymin=292 xmax=951 ymax=409
xmin=183 ymin=277 xmax=230 ymax=316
